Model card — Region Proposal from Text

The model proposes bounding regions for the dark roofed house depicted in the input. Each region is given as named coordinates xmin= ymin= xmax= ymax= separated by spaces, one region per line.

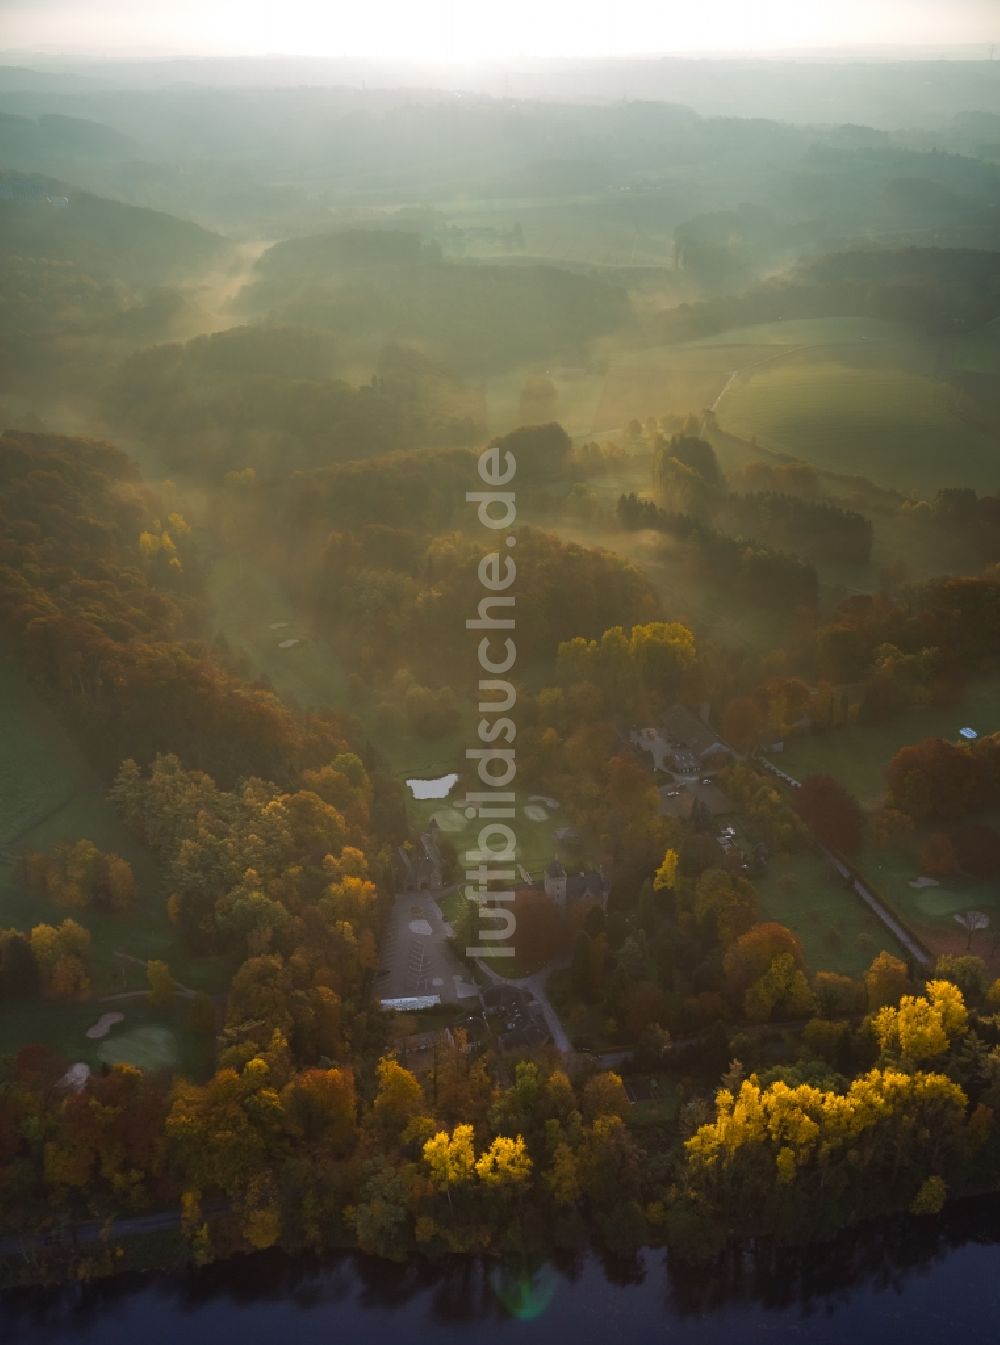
xmin=543 ymin=858 xmax=608 ymax=911
xmin=480 ymin=984 xmax=531 ymax=1013
xmin=662 ymin=704 xmax=729 ymax=762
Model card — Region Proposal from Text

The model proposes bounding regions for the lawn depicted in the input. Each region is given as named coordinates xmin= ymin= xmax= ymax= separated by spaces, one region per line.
xmin=0 ymin=994 xmax=214 ymax=1079
xmin=755 ymin=849 xmax=908 ymax=978
xmin=777 ymin=675 xmax=1000 ymax=805
xmin=626 ymin=1076 xmax=681 ymax=1131
xmin=863 ymin=823 xmax=1000 ymax=968
xmin=718 ymin=361 xmax=997 ymax=494
xmin=409 ymin=787 xmax=577 ymax=879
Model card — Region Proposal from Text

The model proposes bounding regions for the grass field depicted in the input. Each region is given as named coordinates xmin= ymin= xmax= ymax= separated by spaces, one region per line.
xmin=951 ymin=321 xmax=1000 ymax=375
xmin=0 ymin=661 xmax=228 ymax=1070
xmin=862 ymin=813 xmax=1000 ymax=968
xmin=755 ymin=849 xmax=908 ymax=977
xmin=777 ymin=675 xmax=1000 ymax=805
xmin=409 ymin=788 xmax=571 ymax=877
xmin=718 ymin=361 xmax=997 ymax=494
xmin=687 ymin=317 xmax=919 ymax=349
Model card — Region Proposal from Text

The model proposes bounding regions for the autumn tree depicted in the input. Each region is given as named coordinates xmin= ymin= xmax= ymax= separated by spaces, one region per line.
xmin=722 ymin=696 xmax=763 ymax=753
xmin=864 ymin=951 xmax=912 ymax=1011
xmin=423 ymin=1124 xmax=475 ymax=1205
xmin=653 ymin=848 xmax=679 ymax=893
xmin=475 ymin=1135 xmax=532 ymax=1187
xmin=370 ymin=1058 xmax=425 ymax=1145
xmin=147 ymin=959 xmax=175 ymax=1007
xmin=508 ymin=889 xmax=566 ymax=972
xmin=794 ymin=775 xmax=865 ymax=855
xmin=920 ymin=831 xmax=958 ymax=878
xmin=872 ymin=980 xmax=968 ymax=1067
xmin=693 ymin=867 xmax=760 ymax=946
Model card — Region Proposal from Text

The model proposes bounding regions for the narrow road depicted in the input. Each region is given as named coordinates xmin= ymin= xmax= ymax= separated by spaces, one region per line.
xmin=0 ymin=1208 xmax=182 ymax=1259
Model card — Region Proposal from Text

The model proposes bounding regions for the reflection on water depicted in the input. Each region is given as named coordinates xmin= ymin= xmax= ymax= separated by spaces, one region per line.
xmin=3 ymin=1198 xmax=1000 ymax=1344
xmin=489 ymin=1262 xmax=560 ymax=1321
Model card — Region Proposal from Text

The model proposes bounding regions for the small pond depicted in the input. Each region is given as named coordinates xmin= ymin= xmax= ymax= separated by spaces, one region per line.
xmin=406 ymin=773 xmax=459 ymax=800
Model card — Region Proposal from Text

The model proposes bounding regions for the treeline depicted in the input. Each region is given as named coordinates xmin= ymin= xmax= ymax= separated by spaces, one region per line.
xmin=238 ymin=229 xmax=629 ymax=375
xmin=816 ymin=573 xmax=1000 ymax=693
xmin=104 ymin=330 xmax=485 ymax=480
xmin=904 ymin=488 xmax=1000 ymax=566
xmin=645 ymin=431 xmax=870 ymax=567
xmin=0 ymin=920 xmax=91 ymax=1002
xmin=887 ymin=733 xmax=1000 ymax=825
xmin=722 ymin=492 xmax=873 ymax=565
xmin=0 ymin=431 xmax=358 ymax=786
xmin=618 ymin=492 xmax=819 ymax=609
xmin=659 ymin=247 xmax=1000 ymax=341
xmin=309 ymin=521 xmax=660 ymax=705
xmin=0 ymin=176 xmax=229 ymax=283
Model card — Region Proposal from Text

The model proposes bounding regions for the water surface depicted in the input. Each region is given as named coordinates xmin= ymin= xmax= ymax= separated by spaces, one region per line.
xmin=4 ymin=1199 xmax=1000 ymax=1345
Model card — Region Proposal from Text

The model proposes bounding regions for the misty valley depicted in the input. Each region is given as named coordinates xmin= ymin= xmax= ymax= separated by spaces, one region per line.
xmin=1 ymin=36 xmax=1000 ymax=1342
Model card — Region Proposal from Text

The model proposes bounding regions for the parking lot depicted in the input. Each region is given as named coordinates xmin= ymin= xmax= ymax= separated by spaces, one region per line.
xmin=377 ymin=890 xmax=480 ymax=1006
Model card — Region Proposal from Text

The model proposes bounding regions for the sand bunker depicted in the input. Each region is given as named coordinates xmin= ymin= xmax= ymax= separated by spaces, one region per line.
xmin=86 ymin=1011 xmax=124 ymax=1039
xmin=523 ymin=803 xmax=548 ymax=822
xmin=278 ymin=637 xmax=300 ymax=649
xmin=430 ymin=807 xmax=465 ymax=833
xmin=268 ymin=621 xmax=290 ymax=630
xmin=60 ymin=1062 xmax=91 ymax=1092
xmin=909 ymin=876 xmax=940 ymax=889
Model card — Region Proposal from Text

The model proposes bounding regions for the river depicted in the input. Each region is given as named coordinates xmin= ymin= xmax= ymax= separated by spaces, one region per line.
xmin=4 ymin=1198 xmax=1000 ymax=1345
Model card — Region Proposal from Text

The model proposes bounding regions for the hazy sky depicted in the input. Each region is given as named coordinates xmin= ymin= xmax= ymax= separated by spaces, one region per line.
xmin=1 ymin=0 xmax=996 ymax=60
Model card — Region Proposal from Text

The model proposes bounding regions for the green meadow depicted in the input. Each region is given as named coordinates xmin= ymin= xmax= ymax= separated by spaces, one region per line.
xmin=718 ymin=361 xmax=997 ymax=494
xmin=754 ymin=849 xmax=908 ymax=978
xmin=776 ymin=675 xmax=1000 ymax=805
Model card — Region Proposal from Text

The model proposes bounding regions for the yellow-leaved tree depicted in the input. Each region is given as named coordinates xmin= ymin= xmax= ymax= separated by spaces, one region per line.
xmin=653 ymin=848 xmax=679 ymax=893
xmin=422 ymin=1124 xmax=476 ymax=1206
xmin=475 ymin=1135 xmax=532 ymax=1187
xmin=872 ymin=979 xmax=968 ymax=1066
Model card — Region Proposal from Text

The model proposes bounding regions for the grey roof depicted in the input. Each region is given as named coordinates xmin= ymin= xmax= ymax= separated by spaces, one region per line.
xmin=663 ymin=705 xmax=722 ymax=757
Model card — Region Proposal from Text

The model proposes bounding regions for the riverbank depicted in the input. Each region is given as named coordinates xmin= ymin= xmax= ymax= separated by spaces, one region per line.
xmin=5 ymin=1195 xmax=1000 ymax=1345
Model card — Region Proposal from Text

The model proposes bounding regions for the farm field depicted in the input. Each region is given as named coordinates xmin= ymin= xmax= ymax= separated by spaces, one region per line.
xmin=718 ymin=361 xmax=997 ymax=494
xmin=776 ymin=675 xmax=1000 ymax=804
xmin=754 ymin=849 xmax=908 ymax=978
xmin=687 ymin=316 xmax=921 ymax=349
xmin=0 ymin=661 xmax=228 ymax=1069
